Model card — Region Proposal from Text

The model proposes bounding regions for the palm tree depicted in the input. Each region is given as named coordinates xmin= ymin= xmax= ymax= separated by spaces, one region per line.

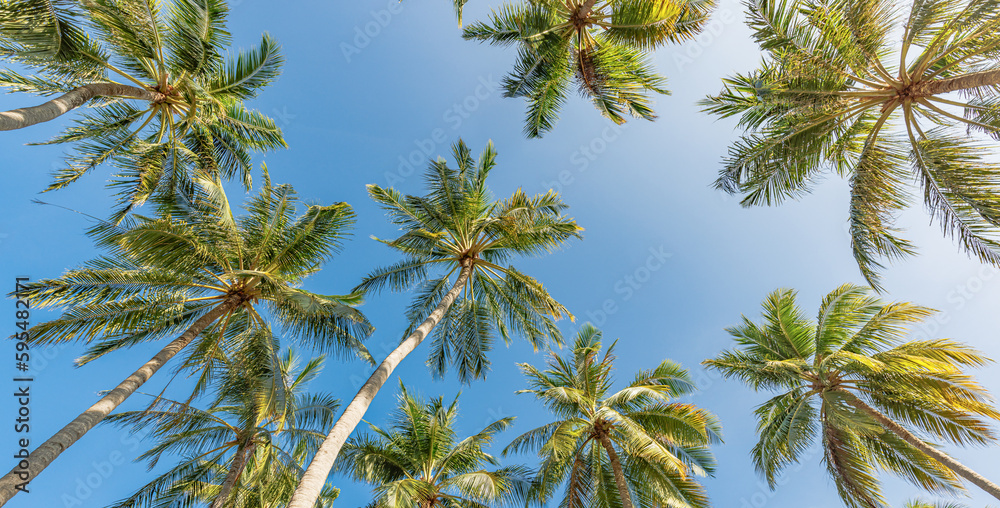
xmin=704 ymin=283 xmax=1000 ymax=508
xmin=702 ymin=0 xmax=1000 ymax=289
xmin=463 ymin=0 xmax=716 ymax=137
xmin=105 ymin=344 xmax=342 ymax=508
xmin=904 ymin=501 xmax=973 ymax=508
xmin=453 ymin=0 xmax=469 ymax=25
xmin=0 ymin=0 xmax=285 ymax=217
xmin=336 ymin=383 xmax=531 ymax=508
xmin=0 ymin=178 xmax=373 ymax=503
xmin=505 ymin=324 xmax=722 ymax=508
xmin=287 ymin=139 xmax=581 ymax=508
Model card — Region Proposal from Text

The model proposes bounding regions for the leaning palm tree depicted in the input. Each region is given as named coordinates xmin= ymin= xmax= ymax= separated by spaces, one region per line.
xmin=506 ymin=324 xmax=722 ymax=508
xmin=702 ymin=0 xmax=1000 ymax=289
xmin=0 ymin=0 xmax=285 ymax=217
xmin=287 ymin=139 xmax=581 ymax=508
xmin=0 ymin=178 xmax=373 ymax=503
xmin=705 ymin=284 xmax=1000 ymax=508
xmin=336 ymin=383 xmax=531 ymax=508
xmin=106 ymin=344 xmax=342 ymax=508
xmin=463 ymin=0 xmax=716 ymax=137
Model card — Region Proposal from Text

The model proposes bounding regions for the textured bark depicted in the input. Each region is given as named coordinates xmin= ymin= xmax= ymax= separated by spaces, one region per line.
xmin=597 ymin=434 xmax=635 ymax=508
xmin=0 ymin=82 xmax=161 ymax=131
xmin=286 ymin=264 xmax=474 ymax=508
xmin=920 ymin=68 xmax=1000 ymax=96
xmin=839 ymin=389 xmax=1000 ymax=501
xmin=211 ymin=439 xmax=256 ymax=508
xmin=0 ymin=296 xmax=241 ymax=504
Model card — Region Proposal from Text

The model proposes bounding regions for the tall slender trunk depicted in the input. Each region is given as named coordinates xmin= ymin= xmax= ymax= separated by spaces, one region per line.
xmin=0 ymin=82 xmax=161 ymax=131
xmin=921 ymin=68 xmax=1000 ymax=95
xmin=597 ymin=434 xmax=635 ymax=508
xmin=839 ymin=389 xmax=1000 ymax=501
xmin=0 ymin=295 xmax=241 ymax=505
xmin=211 ymin=438 xmax=256 ymax=508
xmin=286 ymin=264 xmax=473 ymax=508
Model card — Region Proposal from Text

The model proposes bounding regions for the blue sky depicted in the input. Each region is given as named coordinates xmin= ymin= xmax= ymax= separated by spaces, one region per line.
xmin=2 ymin=1 xmax=1000 ymax=507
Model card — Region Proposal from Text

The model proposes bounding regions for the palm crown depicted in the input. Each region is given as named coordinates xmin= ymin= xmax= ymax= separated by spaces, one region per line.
xmin=702 ymin=0 xmax=1000 ymax=289
xmin=285 ymin=140 xmax=580 ymax=508
xmin=0 ymin=0 xmax=285 ymax=218
xmin=0 ymin=179 xmax=374 ymax=501
xmin=705 ymin=284 xmax=1000 ymax=508
xmin=463 ymin=0 xmax=715 ymax=137
xmin=358 ymin=139 xmax=581 ymax=382
xmin=105 ymin=346 xmax=341 ymax=508
xmin=336 ymin=384 xmax=531 ymax=508
xmin=505 ymin=324 xmax=722 ymax=508
xmin=27 ymin=178 xmax=373 ymax=376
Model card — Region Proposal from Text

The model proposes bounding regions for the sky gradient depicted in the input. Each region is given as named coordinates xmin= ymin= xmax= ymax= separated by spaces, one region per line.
xmin=1 ymin=1 xmax=999 ymax=507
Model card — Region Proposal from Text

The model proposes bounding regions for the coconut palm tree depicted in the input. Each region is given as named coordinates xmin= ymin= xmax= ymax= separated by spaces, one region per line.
xmin=0 ymin=0 xmax=285 ymax=218
xmin=0 ymin=178 xmax=373 ymax=503
xmin=463 ymin=0 xmax=716 ymax=137
xmin=505 ymin=324 xmax=722 ymax=508
xmin=702 ymin=0 xmax=1000 ymax=289
xmin=904 ymin=501 xmax=973 ymax=508
xmin=704 ymin=283 xmax=1000 ymax=508
xmin=336 ymin=383 xmax=531 ymax=508
xmin=454 ymin=0 xmax=469 ymax=25
xmin=105 ymin=344 xmax=342 ymax=508
xmin=287 ymin=139 xmax=581 ymax=508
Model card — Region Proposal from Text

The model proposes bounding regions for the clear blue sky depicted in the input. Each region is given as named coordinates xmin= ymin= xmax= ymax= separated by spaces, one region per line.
xmin=2 ymin=1 xmax=999 ymax=507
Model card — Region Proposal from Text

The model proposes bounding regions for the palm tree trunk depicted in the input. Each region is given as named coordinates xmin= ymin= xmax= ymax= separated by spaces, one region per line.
xmin=0 ymin=82 xmax=162 ymax=131
xmin=286 ymin=263 xmax=473 ymax=508
xmin=839 ymin=389 xmax=1000 ymax=501
xmin=921 ymin=68 xmax=1000 ymax=95
xmin=597 ymin=434 xmax=635 ymax=508
xmin=0 ymin=295 xmax=242 ymax=505
xmin=211 ymin=439 xmax=256 ymax=508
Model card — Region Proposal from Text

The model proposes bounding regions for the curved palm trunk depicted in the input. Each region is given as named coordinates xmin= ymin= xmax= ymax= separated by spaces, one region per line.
xmin=211 ymin=439 xmax=257 ymax=508
xmin=0 ymin=296 xmax=241 ymax=504
xmin=287 ymin=264 xmax=473 ymax=508
xmin=921 ymin=68 xmax=1000 ymax=95
xmin=0 ymin=82 xmax=161 ymax=131
xmin=597 ymin=435 xmax=635 ymax=508
xmin=840 ymin=389 xmax=1000 ymax=501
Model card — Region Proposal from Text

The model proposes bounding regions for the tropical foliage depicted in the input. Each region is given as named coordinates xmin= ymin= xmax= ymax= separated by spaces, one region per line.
xmin=0 ymin=178 xmax=372 ymax=501
xmin=464 ymin=0 xmax=716 ymax=137
xmin=105 ymin=346 xmax=341 ymax=508
xmin=26 ymin=177 xmax=372 ymax=390
xmin=359 ymin=139 xmax=581 ymax=382
xmin=903 ymin=501 xmax=972 ymax=508
xmin=705 ymin=284 xmax=1000 ymax=507
xmin=506 ymin=324 xmax=722 ymax=508
xmin=336 ymin=383 xmax=531 ymax=508
xmin=287 ymin=139 xmax=580 ymax=508
xmin=0 ymin=0 xmax=285 ymax=218
xmin=702 ymin=0 xmax=1000 ymax=289
xmin=4 ymin=1 xmax=1000 ymax=507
